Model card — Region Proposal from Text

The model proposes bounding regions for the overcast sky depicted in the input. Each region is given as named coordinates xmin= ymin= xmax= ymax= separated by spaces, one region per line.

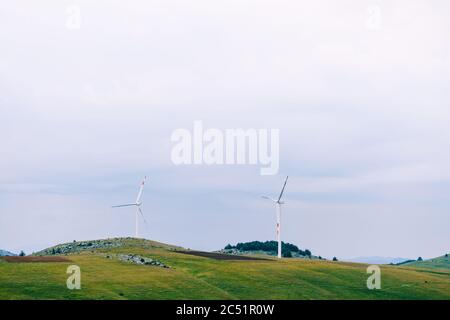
xmin=1 ymin=0 xmax=449 ymax=259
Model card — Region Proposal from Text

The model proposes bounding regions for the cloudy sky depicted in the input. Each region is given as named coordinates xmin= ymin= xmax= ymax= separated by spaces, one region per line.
xmin=1 ymin=0 xmax=449 ymax=259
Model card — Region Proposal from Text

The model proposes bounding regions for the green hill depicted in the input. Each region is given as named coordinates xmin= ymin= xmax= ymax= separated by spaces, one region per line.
xmin=399 ymin=255 xmax=449 ymax=270
xmin=0 ymin=238 xmax=449 ymax=300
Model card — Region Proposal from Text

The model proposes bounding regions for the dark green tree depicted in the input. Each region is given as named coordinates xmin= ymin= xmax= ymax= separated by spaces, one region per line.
xmin=282 ymin=250 xmax=292 ymax=258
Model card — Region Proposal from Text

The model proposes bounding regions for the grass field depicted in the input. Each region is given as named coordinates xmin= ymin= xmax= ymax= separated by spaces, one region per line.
xmin=0 ymin=238 xmax=448 ymax=300
xmin=399 ymin=255 xmax=449 ymax=270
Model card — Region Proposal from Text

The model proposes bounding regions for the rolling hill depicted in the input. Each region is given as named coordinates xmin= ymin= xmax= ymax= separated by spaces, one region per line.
xmin=345 ymin=257 xmax=411 ymax=265
xmin=398 ymin=255 xmax=449 ymax=270
xmin=0 ymin=238 xmax=449 ymax=300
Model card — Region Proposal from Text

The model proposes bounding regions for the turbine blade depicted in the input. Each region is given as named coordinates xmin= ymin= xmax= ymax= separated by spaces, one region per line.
xmin=112 ymin=204 xmax=137 ymax=208
xmin=277 ymin=176 xmax=289 ymax=202
xmin=138 ymin=207 xmax=147 ymax=224
xmin=135 ymin=176 xmax=147 ymax=204
xmin=261 ymin=196 xmax=276 ymax=202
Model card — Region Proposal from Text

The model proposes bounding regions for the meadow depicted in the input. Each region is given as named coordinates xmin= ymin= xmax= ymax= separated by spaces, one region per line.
xmin=0 ymin=238 xmax=448 ymax=300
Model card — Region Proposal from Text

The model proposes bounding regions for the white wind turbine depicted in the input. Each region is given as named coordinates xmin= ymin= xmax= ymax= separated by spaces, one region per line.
xmin=262 ymin=176 xmax=289 ymax=259
xmin=112 ymin=176 xmax=148 ymax=238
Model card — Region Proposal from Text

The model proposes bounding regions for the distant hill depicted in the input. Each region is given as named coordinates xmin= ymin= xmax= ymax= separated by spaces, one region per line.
xmin=0 ymin=250 xmax=16 ymax=256
xmin=399 ymin=254 xmax=449 ymax=270
xmin=345 ymin=256 xmax=411 ymax=265
xmin=220 ymin=241 xmax=318 ymax=258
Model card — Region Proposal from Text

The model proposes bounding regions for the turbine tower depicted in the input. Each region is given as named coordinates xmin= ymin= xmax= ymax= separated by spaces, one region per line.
xmin=112 ymin=176 xmax=148 ymax=238
xmin=262 ymin=176 xmax=289 ymax=259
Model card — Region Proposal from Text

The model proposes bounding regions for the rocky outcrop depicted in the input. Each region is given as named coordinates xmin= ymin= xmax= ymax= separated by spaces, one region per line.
xmin=115 ymin=254 xmax=169 ymax=268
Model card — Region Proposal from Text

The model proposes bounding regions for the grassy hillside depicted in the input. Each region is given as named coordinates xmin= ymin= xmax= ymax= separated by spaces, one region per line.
xmin=399 ymin=255 xmax=449 ymax=270
xmin=0 ymin=238 xmax=449 ymax=300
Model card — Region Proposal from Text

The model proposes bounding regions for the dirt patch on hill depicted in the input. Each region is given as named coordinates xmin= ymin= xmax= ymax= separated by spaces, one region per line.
xmin=1 ymin=256 xmax=72 ymax=263
xmin=177 ymin=251 xmax=271 ymax=261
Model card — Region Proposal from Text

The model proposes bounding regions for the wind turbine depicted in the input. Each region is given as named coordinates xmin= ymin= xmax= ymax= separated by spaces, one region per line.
xmin=262 ymin=176 xmax=289 ymax=259
xmin=112 ymin=176 xmax=148 ymax=238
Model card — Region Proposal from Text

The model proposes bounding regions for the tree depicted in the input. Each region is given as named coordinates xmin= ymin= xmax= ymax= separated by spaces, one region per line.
xmin=445 ymin=253 xmax=448 ymax=258
xmin=224 ymin=244 xmax=233 ymax=250
xmin=282 ymin=250 xmax=292 ymax=258
xmin=417 ymin=257 xmax=423 ymax=261
xmin=332 ymin=257 xmax=338 ymax=261
xmin=19 ymin=251 xmax=25 ymax=257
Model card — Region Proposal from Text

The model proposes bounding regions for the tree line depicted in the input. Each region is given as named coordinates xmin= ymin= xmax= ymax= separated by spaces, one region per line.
xmin=224 ymin=241 xmax=312 ymax=257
